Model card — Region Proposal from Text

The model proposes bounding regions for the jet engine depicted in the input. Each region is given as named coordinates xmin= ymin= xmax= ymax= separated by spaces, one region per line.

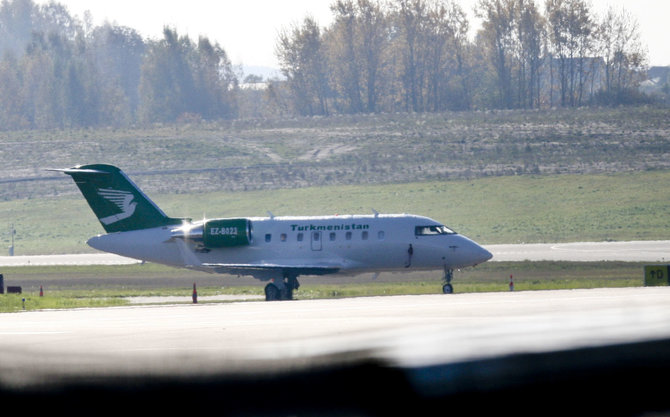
xmin=171 ymin=218 xmax=252 ymax=248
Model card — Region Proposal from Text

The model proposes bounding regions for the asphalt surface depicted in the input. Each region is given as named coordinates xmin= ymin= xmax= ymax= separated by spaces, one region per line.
xmin=1 ymin=287 xmax=669 ymax=382
xmin=2 ymin=288 xmax=670 ymax=416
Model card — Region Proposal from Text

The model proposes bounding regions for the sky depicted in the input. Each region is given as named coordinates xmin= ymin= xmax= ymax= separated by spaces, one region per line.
xmin=34 ymin=0 xmax=670 ymax=69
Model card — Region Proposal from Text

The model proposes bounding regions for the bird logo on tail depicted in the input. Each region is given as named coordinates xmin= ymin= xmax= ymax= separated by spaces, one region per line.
xmin=97 ymin=188 xmax=137 ymax=225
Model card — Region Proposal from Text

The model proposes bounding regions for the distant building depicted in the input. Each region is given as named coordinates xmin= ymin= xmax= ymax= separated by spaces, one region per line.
xmin=640 ymin=66 xmax=670 ymax=98
xmin=640 ymin=67 xmax=670 ymax=103
xmin=648 ymin=66 xmax=670 ymax=83
xmin=240 ymin=82 xmax=269 ymax=91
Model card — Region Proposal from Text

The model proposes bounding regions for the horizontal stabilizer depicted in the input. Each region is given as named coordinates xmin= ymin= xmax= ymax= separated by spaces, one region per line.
xmin=46 ymin=168 xmax=110 ymax=175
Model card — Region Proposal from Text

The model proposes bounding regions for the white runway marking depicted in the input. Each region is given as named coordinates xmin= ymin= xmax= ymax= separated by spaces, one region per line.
xmin=0 ymin=253 xmax=140 ymax=266
xmin=486 ymin=240 xmax=670 ymax=262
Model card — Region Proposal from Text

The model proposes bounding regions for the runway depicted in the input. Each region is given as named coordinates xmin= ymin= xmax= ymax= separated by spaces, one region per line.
xmin=1 ymin=240 xmax=668 ymax=266
xmin=1 ymin=287 xmax=669 ymax=380
xmin=2 ymin=244 xmax=670 ymax=415
xmin=2 ymin=288 xmax=670 ymax=415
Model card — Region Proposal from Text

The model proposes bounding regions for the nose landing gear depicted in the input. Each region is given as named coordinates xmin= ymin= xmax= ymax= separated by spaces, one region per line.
xmin=442 ymin=266 xmax=454 ymax=294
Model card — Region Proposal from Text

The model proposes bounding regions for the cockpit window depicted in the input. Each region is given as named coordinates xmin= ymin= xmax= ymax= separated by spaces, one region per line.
xmin=415 ymin=225 xmax=456 ymax=236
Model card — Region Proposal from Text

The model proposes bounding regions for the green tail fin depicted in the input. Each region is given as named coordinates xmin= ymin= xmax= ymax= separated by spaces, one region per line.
xmin=54 ymin=164 xmax=182 ymax=233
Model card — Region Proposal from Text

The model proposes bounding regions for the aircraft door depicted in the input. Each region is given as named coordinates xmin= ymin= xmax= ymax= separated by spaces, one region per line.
xmin=311 ymin=231 xmax=322 ymax=251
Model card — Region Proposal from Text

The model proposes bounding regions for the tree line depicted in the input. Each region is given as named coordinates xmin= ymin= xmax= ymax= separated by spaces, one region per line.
xmin=276 ymin=0 xmax=650 ymax=115
xmin=0 ymin=0 xmax=652 ymax=130
xmin=0 ymin=0 xmax=238 ymax=129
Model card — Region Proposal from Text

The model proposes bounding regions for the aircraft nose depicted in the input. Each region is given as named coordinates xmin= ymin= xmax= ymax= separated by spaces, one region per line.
xmin=459 ymin=238 xmax=493 ymax=266
xmin=477 ymin=245 xmax=493 ymax=264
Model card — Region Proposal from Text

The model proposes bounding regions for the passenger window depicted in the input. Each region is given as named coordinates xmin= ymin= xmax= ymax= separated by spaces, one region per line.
xmin=297 ymin=233 xmax=304 ymax=242
xmin=362 ymin=231 xmax=368 ymax=240
xmin=346 ymin=231 xmax=352 ymax=240
xmin=265 ymin=234 xmax=271 ymax=242
xmin=330 ymin=232 xmax=336 ymax=241
xmin=313 ymin=232 xmax=320 ymax=241
xmin=378 ymin=231 xmax=385 ymax=240
xmin=280 ymin=233 xmax=287 ymax=242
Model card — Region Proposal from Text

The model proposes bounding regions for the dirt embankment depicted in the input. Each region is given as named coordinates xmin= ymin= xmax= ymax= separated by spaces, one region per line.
xmin=1 ymin=106 xmax=668 ymax=200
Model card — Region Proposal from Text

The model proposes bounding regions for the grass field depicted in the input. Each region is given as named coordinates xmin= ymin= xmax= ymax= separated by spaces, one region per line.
xmin=0 ymin=261 xmax=647 ymax=313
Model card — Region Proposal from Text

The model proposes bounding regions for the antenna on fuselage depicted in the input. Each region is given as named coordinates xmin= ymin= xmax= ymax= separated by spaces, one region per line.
xmin=267 ymin=211 xmax=275 ymax=219
xmin=371 ymin=208 xmax=379 ymax=218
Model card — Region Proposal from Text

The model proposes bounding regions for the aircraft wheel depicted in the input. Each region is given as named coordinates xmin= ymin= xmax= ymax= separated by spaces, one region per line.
xmin=265 ymin=283 xmax=281 ymax=301
xmin=442 ymin=283 xmax=454 ymax=294
xmin=281 ymin=286 xmax=293 ymax=301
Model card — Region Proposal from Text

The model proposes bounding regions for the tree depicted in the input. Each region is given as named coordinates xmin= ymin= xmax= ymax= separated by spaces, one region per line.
xmin=394 ymin=0 xmax=429 ymax=112
xmin=476 ymin=0 xmax=516 ymax=108
xmin=139 ymin=28 xmax=238 ymax=123
xmin=425 ymin=0 xmax=471 ymax=111
xmin=325 ymin=0 xmax=389 ymax=113
xmin=0 ymin=0 xmax=36 ymax=57
xmin=192 ymin=36 xmax=238 ymax=119
xmin=0 ymin=52 xmax=28 ymax=128
xmin=89 ymin=23 xmax=145 ymax=124
xmin=328 ymin=0 xmax=364 ymax=113
xmin=356 ymin=0 xmax=388 ymax=113
xmin=545 ymin=0 xmax=593 ymax=107
xmin=276 ymin=17 xmax=330 ymax=116
xmin=139 ymin=28 xmax=187 ymax=123
xmin=34 ymin=1 xmax=80 ymax=42
xmin=595 ymin=6 xmax=647 ymax=103
xmin=515 ymin=0 xmax=545 ymax=108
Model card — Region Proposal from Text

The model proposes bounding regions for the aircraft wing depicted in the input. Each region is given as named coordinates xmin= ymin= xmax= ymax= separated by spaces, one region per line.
xmin=201 ymin=262 xmax=341 ymax=278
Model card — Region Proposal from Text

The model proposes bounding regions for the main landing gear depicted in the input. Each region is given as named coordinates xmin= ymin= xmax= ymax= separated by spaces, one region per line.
xmin=264 ymin=274 xmax=300 ymax=301
xmin=442 ymin=266 xmax=454 ymax=294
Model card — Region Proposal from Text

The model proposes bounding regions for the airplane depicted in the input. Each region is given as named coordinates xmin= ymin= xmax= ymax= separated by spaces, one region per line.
xmin=52 ymin=164 xmax=493 ymax=301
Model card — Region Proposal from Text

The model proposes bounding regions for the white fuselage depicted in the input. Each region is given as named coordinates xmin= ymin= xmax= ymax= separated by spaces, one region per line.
xmin=87 ymin=213 xmax=492 ymax=280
